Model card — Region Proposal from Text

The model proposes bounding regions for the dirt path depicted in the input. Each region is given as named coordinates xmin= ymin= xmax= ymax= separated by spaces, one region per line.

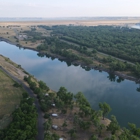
xmin=0 ymin=66 xmax=44 ymax=140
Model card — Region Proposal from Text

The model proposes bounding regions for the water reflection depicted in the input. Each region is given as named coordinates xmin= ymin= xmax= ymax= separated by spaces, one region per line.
xmin=0 ymin=41 xmax=140 ymax=127
xmin=136 ymin=84 xmax=140 ymax=92
xmin=66 ymin=61 xmax=71 ymax=67
xmin=117 ymin=77 xmax=124 ymax=83
xmin=107 ymin=73 xmax=124 ymax=83
xmin=131 ymin=25 xmax=140 ymax=30
xmin=107 ymin=73 xmax=116 ymax=82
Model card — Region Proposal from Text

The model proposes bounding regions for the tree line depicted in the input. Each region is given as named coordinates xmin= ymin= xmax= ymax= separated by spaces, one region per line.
xmin=37 ymin=25 xmax=140 ymax=78
xmin=0 ymin=92 xmax=37 ymax=140
xmin=39 ymin=25 xmax=140 ymax=63
xmin=37 ymin=36 xmax=93 ymax=65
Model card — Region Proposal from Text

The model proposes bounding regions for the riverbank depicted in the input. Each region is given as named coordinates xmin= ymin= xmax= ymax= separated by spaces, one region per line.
xmin=0 ymin=54 xmax=45 ymax=140
xmin=1 ymin=38 xmax=140 ymax=139
xmin=33 ymin=50 xmax=139 ymax=83
xmin=0 ymin=36 xmax=139 ymax=84
xmin=0 ymin=53 xmax=114 ymax=140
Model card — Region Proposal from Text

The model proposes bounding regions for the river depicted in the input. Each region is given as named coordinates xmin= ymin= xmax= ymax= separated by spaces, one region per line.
xmin=131 ymin=25 xmax=140 ymax=30
xmin=0 ymin=41 xmax=140 ymax=127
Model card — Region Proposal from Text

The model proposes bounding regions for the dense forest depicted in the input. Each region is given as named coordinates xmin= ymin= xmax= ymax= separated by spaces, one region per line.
xmin=50 ymin=25 xmax=140 ymax=63
xmin=36 ymin=36 xmax=93 ymax=64
xmin=36 ymin=25 xmax=140 ymax=78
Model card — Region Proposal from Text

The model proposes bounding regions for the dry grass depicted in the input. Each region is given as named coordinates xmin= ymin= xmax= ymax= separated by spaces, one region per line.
xmin=0 ymin=26 xmax=17 ymax=42
xmin=0 ymin=25 xmax=48 ymax=49
xmin=0 ymin=69 xmax=23 ymax=129
xmin=0 ymin=19 xmax=140 ymax=26
xmin=0 ymin=55 xmax=28 ymax=81
xmin=0 ymin=55 xmax=29 ymax=129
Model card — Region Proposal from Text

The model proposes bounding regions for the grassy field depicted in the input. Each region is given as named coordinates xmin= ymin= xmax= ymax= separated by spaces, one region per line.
xmin=0 ymin=25 xmax=44 ymax=49
xmin=0 ymin=69 xmax=23 ymax=129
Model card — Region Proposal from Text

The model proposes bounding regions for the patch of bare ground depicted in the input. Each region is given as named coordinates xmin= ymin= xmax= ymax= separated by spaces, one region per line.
xmin=46 ymin=105 xmax=111 ymax=140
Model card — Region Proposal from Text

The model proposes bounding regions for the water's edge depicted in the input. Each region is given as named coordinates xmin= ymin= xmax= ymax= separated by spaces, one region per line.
xmin=0 ymin=37 xmax=138 ymax=83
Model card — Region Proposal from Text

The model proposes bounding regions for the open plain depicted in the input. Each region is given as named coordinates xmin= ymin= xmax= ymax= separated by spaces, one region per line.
xmin=0 ymin=17 xmax=140 ymax=27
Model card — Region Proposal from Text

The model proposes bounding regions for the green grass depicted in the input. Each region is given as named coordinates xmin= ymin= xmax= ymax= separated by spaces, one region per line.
xmin=0 ymin=70 xmax=23 ymax=129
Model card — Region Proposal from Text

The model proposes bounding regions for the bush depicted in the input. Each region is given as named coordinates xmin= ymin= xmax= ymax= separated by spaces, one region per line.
xmin=44 ymin=113 xmax=50 ymax=119
xmin=13 ymin=82 xmax=21 ymax=87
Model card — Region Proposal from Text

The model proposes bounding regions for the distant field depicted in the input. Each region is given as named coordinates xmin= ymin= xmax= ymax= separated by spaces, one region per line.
xmin=0 ymin=19 xmax=140 ymax=26
xmin=0 ymin=69 xmax=23 ymax=129
xmin=0 ymin=18 xmax=140 ymax=50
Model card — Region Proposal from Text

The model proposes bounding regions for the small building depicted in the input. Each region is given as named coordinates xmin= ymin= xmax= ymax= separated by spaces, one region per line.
xmin=51 ymin=103 xmax=55 ymax=107
xmin=51 ymin=114 xmax=58 ymax=117
xmin=26 ymin=97 xmax=30 ymax=100
xmin=45 ymin=93 xmax=49 ymax=96
xmin=52 ymin=125 xmax=58 ymax=130
xmin=17 ymin=34 xmax=27 ymax=40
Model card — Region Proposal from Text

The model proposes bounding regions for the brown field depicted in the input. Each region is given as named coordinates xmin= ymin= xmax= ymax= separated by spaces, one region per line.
xmin=0 ymin=23 xmax=49 ymax=49
xmin=0 ymin=19 xmax=140 ymax=27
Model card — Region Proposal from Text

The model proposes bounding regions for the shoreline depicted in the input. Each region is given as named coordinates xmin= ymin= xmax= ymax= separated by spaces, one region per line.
xmin=0 ymin=37 xmax=139 ymax=84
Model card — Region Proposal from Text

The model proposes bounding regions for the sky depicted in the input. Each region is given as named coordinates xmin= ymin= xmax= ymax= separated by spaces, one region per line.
xmin=0 ymin=0 xmax=140 ymax=17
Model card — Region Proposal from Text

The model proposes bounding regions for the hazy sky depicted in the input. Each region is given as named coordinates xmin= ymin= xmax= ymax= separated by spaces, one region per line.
xmin=0 ymin=0 xmax=140 ymax=17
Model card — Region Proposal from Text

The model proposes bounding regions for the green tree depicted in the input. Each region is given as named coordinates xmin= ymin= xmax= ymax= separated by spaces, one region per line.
xmin=34 ymin=87 xmax=42 ymax=94
xmin=44 ymin=121 xmax=51 ymax=131
xmin=107 ymin=115 xmax=120 ymax=134
xmin=119 ymin=128 xmax=140 ymax=140
xmin=128 ymin=123 xmax=140 ymax=137
xmin=89 ymin=134 xmax=98 ymax=140
xmin=105 ymin=135 xmax=117 ymax=140
xmin=62 ymin=120 xmax=67 ymax=127
xmin=68 ymin=127 xmax=77 ymax=138
xmin=96 ymin=123 xmax=105 ymax=137
xmin=22 ymin=92 xmax=29 ymax=98
xmin=38 ymin=80 xmax=49 ymax=91
xmin=99 ymin=102 xmax=111 ymax=120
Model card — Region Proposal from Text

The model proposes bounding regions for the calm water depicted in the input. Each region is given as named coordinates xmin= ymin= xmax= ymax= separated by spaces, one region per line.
xmin=131 ymin=25 xmax=140 ymax=30
xmin=0 ymin=41 xmax=140 ymax=127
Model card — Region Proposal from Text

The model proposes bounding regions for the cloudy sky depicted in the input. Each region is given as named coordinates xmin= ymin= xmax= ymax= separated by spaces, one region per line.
xmin=0 ymin=0 xmax=140 ymax=17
